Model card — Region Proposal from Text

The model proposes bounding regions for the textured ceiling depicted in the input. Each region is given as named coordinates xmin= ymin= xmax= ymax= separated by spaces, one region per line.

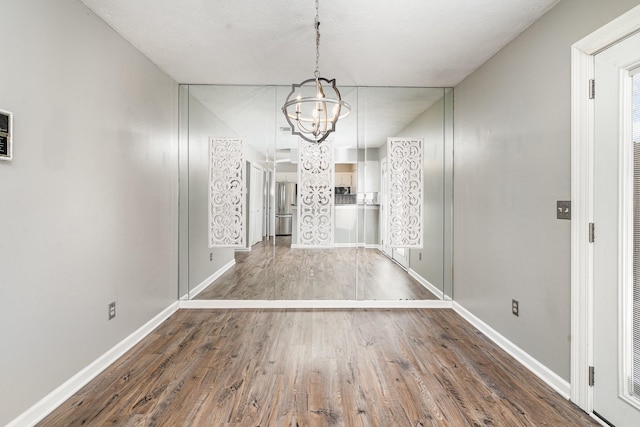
xmin=80 ymin=0 xmax=560 ymax=87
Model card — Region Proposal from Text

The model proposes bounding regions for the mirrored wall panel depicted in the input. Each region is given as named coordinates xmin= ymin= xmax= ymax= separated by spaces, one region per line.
xmin=179 ymin=85 xmax=453 ymax=301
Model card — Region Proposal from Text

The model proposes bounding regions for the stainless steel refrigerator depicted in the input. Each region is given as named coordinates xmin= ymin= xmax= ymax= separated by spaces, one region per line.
xmin=275 ymin=182 xmax=296 ymax=235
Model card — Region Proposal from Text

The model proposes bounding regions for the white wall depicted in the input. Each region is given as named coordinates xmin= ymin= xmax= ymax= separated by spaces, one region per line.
xmin=0 ymin=0 xmax=179 ymax=424
xmin=453 ymin=0 xmax=639 ymax=381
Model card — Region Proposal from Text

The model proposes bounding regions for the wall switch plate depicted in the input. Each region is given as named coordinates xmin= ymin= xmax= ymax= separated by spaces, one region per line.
xmin=557 ymin=201 xmax=571 ymax=220
xmin=108 ymin=302 xmax=116 ymax=320
xmin=512 ymin=299 xmax=519 ymax=317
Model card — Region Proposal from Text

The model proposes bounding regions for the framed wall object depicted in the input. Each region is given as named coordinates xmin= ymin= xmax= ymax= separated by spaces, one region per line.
xmin=208 ymin=137 xmax=246 ymax=248
xmin=298 ymin=138 xmax=335 ymax=247
xmin=0 ymin=109 xmax=12 ymax=161
xmin=387 ymin=137 xmax=424 ymax=248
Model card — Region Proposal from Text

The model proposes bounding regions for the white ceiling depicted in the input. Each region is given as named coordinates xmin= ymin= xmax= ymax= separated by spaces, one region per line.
xmin=80 ymin=0 xmax=560 ymax=87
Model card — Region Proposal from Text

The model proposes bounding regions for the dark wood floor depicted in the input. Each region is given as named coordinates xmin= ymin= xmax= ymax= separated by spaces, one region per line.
xmin=195 ymin=237 xmax=437 ymax=300
xmin=40 ymin=309 xmax=597 ymax=426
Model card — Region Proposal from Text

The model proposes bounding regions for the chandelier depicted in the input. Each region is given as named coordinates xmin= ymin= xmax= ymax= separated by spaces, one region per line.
xmin=282 ymin=0 xmax=351 ymax=143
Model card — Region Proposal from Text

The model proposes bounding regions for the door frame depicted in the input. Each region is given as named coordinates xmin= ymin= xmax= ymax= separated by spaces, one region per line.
xmin=249 ymin=162 xmax=265 ymax=247
xmin=571 ymin=4 xmax=640 ymax=412
xmin=380 ymin=157 xmax=392 ymax=257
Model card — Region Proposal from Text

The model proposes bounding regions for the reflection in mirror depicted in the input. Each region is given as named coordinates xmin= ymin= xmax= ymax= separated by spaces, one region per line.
xmin=274 ymin=86 xmax=359 ymax=300
xmin=296 ymin=138 xmax=335 ymax=248
xmin=179 ymin=85 xmax=276 ymax=300
xmin=208 ymin=137 xmax=246 ymax=248
xmin=387 ymin=137 xmax=424 ymax=248
xmin=356 ymin=87 xmax=452 ymax=300
xmin=178 ymin=85 xmax=453 ymax=301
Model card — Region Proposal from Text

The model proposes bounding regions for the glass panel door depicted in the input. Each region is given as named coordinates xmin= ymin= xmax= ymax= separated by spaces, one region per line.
xmin=593 ymin=31 xmax=640 ymax=426
xmin=631 ymin=69 xmax=640 ymax=402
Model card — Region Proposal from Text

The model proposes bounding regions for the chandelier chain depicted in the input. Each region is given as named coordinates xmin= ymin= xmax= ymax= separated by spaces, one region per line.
xmin=314 ymin=0 xmax=320 ymax=78
xmin=281 ymin=0 xmax=351 ymax=143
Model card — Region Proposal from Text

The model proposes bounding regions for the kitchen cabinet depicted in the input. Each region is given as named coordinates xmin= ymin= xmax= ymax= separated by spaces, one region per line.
xmin=334 ymin=205 xmax=358 ymax=246
xmin=335 ymin=172 xmax=353 ymax=187
xmin=333 ymin=204 xmax=379 ymax=246
xmin=358 ymin=205 xmax=379 ymax=245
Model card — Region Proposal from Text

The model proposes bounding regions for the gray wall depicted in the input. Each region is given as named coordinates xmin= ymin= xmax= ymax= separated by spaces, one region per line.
xmin=396 ymin=97 xmax=446 ymax=294
xmin=0 ymin=0 xmax=179 ymax=424
xmin=453 ymin=0 xmax=640 ymax=381
xmin=186 ymin=93 xmax=236 ymax=291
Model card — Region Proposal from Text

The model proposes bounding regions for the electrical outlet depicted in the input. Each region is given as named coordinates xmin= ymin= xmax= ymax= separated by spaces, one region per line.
xmin=210 ymin=252 xmax=213 ymax=261
xmin=108 ymin=302 xmax=116 ymax=320
xmin=512 ymin=299 xmax=519 ymax=317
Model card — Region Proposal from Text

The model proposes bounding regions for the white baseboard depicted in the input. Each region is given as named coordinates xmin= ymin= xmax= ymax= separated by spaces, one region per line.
xmin=332 ymin=243 xmax=378 ymax=248
xmin=452 ymin=302 xmax=571 ymax=399
xmin=408 ymin=268 xmax=444 ymax=299
xmin=291 ymin=243 xmax=380 ymax=249
xmin=7 ymin=301 xmax=180 ymax=427
xmin=333 ymin=243 xmax=358 ymax=248
xmin=590 ymin=413 xmax=613 ymax=427
xmin=180 ymin=299 xmax=453 ymax=309
xmin=188 ymin=258 xmax=236 ymax=299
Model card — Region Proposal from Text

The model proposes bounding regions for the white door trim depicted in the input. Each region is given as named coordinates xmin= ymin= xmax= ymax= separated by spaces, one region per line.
xmin=249 ymin=162 xmax=265 ymax=247
xmin=571 ymin=4 xmax=640 ymax=412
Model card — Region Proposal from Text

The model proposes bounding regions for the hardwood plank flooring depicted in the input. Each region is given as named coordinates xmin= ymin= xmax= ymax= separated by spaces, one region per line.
xmin=39 ymin=309 xmax=597 ymax=426
xmin=195 ymin=237 xmax=437 ymax=300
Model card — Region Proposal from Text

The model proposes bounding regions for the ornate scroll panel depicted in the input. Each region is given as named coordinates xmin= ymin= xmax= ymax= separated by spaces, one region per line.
xmin=298 ymin=139 xmax=334 ymax=247
xmin=387 ymin=137 xmax=423 ymax=248
xmin=209 ymin=137 xmax=245 ymax=248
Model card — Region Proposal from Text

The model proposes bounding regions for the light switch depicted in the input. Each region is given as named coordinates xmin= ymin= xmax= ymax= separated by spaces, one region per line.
xmin=557 ymin=201 xmax=571 ymax=220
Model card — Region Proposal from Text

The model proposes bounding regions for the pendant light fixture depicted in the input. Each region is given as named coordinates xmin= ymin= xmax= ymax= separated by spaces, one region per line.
xmin=282 ymin=0 xmax=351 ymax=143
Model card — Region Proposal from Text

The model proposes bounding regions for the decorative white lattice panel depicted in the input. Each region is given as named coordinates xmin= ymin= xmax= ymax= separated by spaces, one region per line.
xmin=297 ymin=139 xmax=334 ymax=247
xmin=209 ymin=137 xmax=245 ymax=247
xmin=387 ymin=137 xmax=423 ymax=248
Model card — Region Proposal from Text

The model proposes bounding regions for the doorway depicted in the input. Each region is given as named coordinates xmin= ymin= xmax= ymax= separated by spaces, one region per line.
xmin=249 ymin=163 xmax=264 ymax=247
xmin=380 ymin=158 xmax=392 ymax=258
xmin=591 ymin=30 xmax=640 ymax=426
xmin=571 ymin=5 xmax=640 ymax=424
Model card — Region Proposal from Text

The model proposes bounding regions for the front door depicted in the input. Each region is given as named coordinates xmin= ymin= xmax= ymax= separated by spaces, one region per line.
xmin=593 ymin=30 xmax=640 ymax=427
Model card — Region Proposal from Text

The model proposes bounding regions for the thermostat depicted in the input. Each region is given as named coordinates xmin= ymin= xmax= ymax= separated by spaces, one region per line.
xmin=0 ymin=109 xmax=12 ymax=161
